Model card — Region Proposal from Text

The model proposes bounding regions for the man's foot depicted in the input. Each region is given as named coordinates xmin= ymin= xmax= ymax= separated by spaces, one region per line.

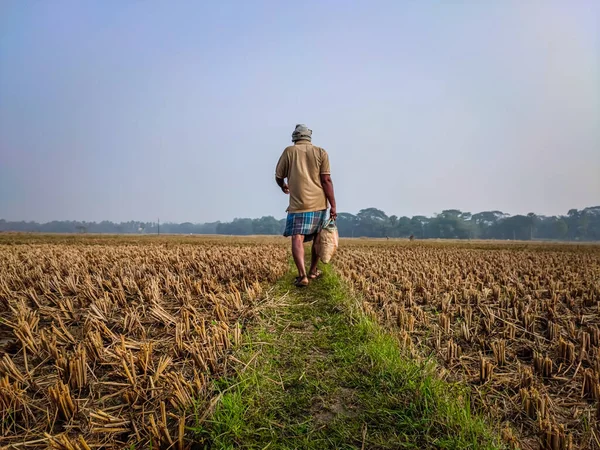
xmin=294 ymin=276 xmax=309 ymax=287
xmin=308 ymin=270 xmax=322 ymax=280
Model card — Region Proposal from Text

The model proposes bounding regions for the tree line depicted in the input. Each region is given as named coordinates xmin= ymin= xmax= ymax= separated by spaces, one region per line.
xmin=1 ymin=205 xmax=599 ymax=241
xmin=336 ymin=206 xmax=599 ymax=241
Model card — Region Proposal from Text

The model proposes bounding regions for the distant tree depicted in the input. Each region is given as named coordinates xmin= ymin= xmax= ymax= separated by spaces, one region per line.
xmin=429 ymin=210 xmax=472 ymax=239
xmin=357 ymin=208 xmax=388 ymax=222
xmin=355 ymin=208 xmax=389 ymax=237
xmin=397 ymin=216 xmax=412 ymax=237
xmin=336 ymin=213 xmax=359 ymax=237
xmin=252 ymin=216 xmax=281 ymax=235
xmin=555 ymin=219 xmax=568 ymax=239
xmin=527 ymin=213 xmax=537 ymax=240
xmin=217 ymin=218 xmax=253 ymax=235
xmin=410 ymin=216 xmax=429 ymax=239
xmin=583 ymin=206 xmax=600 ymax=240
xmin=388 ymin=215 xmax=399 ymax=237
xmin=580 ymin=211 xmax=590 ymax=239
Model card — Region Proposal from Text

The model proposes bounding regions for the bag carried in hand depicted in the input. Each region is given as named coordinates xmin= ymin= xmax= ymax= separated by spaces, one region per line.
xmin=318 ymin=219 xmax=339 ymax=264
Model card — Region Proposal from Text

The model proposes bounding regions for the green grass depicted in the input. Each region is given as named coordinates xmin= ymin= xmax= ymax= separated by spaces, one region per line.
xmin=193 ymin=261 xmax=504 ymax=449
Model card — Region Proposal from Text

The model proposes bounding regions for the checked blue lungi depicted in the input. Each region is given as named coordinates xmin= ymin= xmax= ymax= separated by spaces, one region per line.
xmin=283 ymin=210 xmax=327 ymax=242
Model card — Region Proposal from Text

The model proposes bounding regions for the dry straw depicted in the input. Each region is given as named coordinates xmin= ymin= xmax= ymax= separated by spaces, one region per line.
xmin=336 ymin=241 xmax=600 ymax=449
xmin=0 ymin=237 xmax=288 ymax=448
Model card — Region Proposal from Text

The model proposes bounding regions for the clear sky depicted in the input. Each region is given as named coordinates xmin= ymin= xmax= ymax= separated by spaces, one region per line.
xmin=1 ymin=1 xmax=599 ymax=223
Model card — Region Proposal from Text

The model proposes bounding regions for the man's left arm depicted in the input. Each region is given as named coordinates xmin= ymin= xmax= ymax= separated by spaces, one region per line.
xmin=319 ymin=149 xmax=336 ymax=219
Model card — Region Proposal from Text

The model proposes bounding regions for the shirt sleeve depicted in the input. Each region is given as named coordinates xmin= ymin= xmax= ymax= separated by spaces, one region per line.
xmin=275 ymin=150 xmax=289 ymax=179
xmin=320 ymin=149 xmax=331 ymax=174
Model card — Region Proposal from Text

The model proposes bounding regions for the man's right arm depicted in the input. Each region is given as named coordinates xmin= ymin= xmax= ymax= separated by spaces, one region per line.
xmin=275 ymin=150 xmax=289 ymax=194
xmin=276 ymin=176 xmax=289 ymax=194
xmin=320 ymin=174 xmax=337 ymax=219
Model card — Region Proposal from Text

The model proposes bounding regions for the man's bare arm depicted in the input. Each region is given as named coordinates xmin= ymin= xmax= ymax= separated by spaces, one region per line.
xmin=320 ymin=174 xmax=337 ymax=219
xmin=276 ymin=176 xmax=289 ymax=194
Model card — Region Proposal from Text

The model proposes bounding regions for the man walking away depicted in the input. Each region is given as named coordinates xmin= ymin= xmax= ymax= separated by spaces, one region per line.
xmin=276 ymin=124 xmax=337 ymax=287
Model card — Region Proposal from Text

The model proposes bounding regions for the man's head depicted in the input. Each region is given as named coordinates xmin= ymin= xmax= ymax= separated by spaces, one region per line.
xmin=292 ymin=124 xmax=312 ymax=142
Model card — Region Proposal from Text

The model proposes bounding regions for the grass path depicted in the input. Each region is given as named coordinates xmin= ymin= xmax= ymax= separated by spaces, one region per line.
xmin=196 ymin=263 xmax=503 ymax=449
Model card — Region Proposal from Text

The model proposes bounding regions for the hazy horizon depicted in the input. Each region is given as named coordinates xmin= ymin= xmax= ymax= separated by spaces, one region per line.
xmin=1 ymin=1 xmax=599 ymax=223
xmin=2 ymin=203 xmax=600 ymax=225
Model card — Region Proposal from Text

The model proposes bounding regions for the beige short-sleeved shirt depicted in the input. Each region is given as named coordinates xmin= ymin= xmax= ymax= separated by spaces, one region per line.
xmin=275 ymin=140 xmax=331 ymax=213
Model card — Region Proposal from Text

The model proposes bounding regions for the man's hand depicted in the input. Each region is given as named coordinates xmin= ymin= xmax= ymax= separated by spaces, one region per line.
xmin=276 ymin=177 xmax=289 ymax=194
xmin=330 ymin=206 xmax=337 ymax=220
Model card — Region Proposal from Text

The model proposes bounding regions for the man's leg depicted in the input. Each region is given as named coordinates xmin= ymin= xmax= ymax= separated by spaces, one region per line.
xmin=309 ymin=234 xmax=320 ymax=277
xmin=291 ymin=235 xmax=307 ymax=280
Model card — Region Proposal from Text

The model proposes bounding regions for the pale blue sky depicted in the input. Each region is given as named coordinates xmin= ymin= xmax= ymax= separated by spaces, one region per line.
xmin=1 ymin=0 xmax=599 ymax=222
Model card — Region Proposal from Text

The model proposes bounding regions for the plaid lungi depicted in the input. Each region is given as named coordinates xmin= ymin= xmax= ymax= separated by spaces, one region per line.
xmin=283 ymin=210 xmax=327 ymax=242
